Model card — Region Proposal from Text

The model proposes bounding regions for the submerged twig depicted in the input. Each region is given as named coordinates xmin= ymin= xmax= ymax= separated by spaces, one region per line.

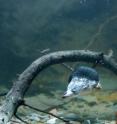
xmin=0 ymin=50 xmax=117 ymax=123
xmin=61 ymin=63 xmax=73 ymax=71
xmin=22 ymin=102 xmax=70 ymax=123
xmin=15 ymin=114 xmax=29 ymax=124
xmin=85 ymin=15 xmax=117 ymax=49
xmin=40 ymin=48 xmax=50 ymax=54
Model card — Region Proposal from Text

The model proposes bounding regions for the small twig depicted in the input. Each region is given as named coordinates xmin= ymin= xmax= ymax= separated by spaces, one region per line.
xmin=40 ymin=48 xmax=50 ymax=54
xmin=61 ymin=63 xmax=73 ymax=71
xmin=15 ymin=114 xmax=29 ymax=124
xmin=22 ymin=102 xmax=70 ymax=123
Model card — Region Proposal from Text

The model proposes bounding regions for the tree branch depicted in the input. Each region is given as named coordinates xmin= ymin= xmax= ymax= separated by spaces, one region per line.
xmin=22 ymin=102 xmax=70 ymax=123
xmin=15 ymin=114 xmax=29 ymax=124
xmin=61 ymin=63 xmax=73 ymax=71
xmin=0 ymin=50 xmax=117 ymax=123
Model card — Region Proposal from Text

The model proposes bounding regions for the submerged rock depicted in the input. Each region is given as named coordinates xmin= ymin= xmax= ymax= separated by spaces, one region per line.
xmin=26 ymin=113 xmax=41 ymax=121
xmin=83 ymin=120 xmax=91 ymax=124
xmin=46 ymin=118 xmax=57 ymax=124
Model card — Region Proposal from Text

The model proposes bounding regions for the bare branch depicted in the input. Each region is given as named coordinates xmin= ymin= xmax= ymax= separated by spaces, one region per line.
xmin=22 ymin=102 xmax=70 ymax=123
xmin=40 ymin=48 xmax=50 ymax=54
xmin=0 ymin=50 xmax=117 ymax=123
xmin=15 ymin=114 xmax=29 ymax=124
xmin=61 ymin=63 xmax=73 ymax=71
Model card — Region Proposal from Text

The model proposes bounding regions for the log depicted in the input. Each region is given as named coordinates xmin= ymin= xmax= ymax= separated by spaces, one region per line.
xmin=0 ymin=50 xmax=117 ymax=124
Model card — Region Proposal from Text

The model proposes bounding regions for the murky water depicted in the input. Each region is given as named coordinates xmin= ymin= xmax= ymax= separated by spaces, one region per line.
xmin=0 ymin=0 xmax=117 ymax=123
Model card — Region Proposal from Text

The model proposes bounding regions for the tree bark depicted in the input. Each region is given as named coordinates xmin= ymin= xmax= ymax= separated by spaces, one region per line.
xmin=0 ymin=50 xmax=117 ymax=124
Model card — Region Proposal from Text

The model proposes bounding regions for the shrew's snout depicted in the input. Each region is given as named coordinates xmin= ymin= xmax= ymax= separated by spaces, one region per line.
xmin=62 ymin=90 xmax=73 ymax=98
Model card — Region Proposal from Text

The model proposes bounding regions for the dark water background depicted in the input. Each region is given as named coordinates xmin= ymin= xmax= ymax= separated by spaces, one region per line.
xmin=0 ymin=0 xmax=117 ymax=94
xmin=0 ymin=0 xmax=117 ymax=123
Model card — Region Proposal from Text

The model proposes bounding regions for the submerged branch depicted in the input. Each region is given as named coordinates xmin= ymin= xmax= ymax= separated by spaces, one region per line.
xmin=61 ymin=63 xmax=73 ymax=71
xmin=15 ymin=114 xmax=29 ymax=124
xmin=22 ymin=102 xmax=70 ymax=123
xmin=0 ymin=50 xmax=117 ymax=123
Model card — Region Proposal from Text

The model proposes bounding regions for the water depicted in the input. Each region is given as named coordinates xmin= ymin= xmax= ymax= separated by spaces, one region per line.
xmin=0 ymin=0 xmax=117 ymax=123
